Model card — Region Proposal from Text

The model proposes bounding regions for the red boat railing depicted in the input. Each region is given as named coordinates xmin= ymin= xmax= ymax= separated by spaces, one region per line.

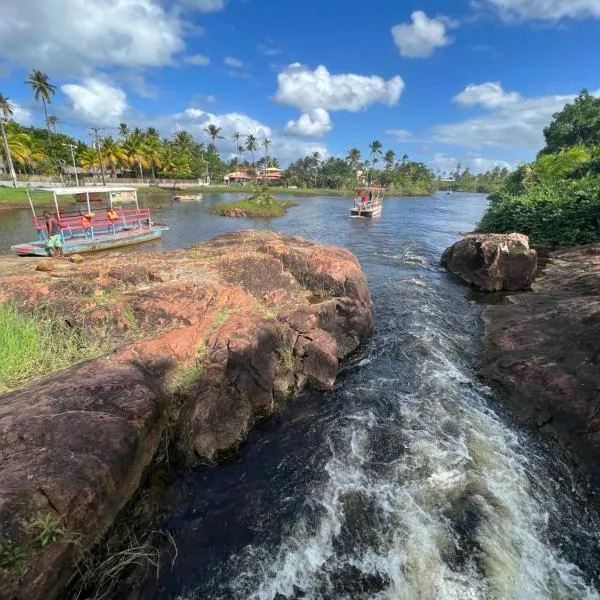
xmin=34 ymin=208 xmax=153 ymax=239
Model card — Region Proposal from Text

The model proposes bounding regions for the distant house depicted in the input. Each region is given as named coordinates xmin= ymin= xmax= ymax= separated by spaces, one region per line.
xmin=263 ymin=167 xmax=282 ymax=182
xmin=224 ymin=170 xmax=250 ymax=184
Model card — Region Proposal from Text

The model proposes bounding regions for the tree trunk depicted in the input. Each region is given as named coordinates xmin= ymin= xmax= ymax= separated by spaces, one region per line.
xmin=138 ymin=160 xmax=143 ymax=181
xmin=0 ymin=119 xmax=17 ymax=187
xmin=42 ymin=98 xmax=50 ymax=137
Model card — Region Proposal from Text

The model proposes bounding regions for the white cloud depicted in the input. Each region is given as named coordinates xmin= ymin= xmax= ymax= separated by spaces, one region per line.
xmin=62 ymin=78 xmax=128 ymax=126
xmin=284 ymin=109 xmax=332 ymax=137
xmin=429 ymin=152 xmax=514 ymax=175
xmin=433 ymin=87 xmax=577 ymax=149
xmin=485 ymin=0 xmax=600 ymax=20
xmin=453 ymin=82 xmax=522 ymax=108
xmin=389 ymin=83 xmax=585 ymax=151
xmin=224 ymin=56 xmax=244 ymax=68
xmin=11 ymin=103 xmax=32 ymax=125
xmin=275 ymin=64 xmax=404 ymax=112
xmin=141 ymin=107 xmax=328 ymax=165
xmin=257 ymin=41 xmax=282 ymax=56
xmin=178 ymin=0 xmax=227 ymax=12
xmin=391 ymin=11 xmax=454 ymax=58
xmin=184 ymin=54 xmax=210 ymax=66
xmin=0 ymin=0 xmax=185 ymax=75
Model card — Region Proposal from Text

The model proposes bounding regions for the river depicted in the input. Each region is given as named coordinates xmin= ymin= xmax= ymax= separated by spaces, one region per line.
xmin=2 ymin=192 xmax=600 ymax=598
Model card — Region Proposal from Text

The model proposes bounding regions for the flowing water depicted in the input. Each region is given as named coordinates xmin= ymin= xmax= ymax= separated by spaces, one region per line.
xmin=2 ymin=192 xmax=599 ymax=598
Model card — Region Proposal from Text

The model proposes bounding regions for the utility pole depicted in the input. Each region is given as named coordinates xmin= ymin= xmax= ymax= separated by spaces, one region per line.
xmin=89 ymin=127 xmax=106 ymax=185
xmin=62 ymin=143 xmax=79 ymax=187
xmin=0 ymin=117 xmax=17 ymax=188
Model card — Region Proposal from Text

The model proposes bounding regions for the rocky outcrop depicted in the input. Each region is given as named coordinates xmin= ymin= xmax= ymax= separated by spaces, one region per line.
xmin=481 ymin=244 xmax=600 ymax=482
xmin=0 ymin=231 xmax=373 ymax=600
xmin=441 ymin=233 xmax=537 ymax=292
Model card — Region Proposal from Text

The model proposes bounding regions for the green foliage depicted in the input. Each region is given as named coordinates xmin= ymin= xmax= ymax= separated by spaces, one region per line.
xmin=542 ymin=90 xmax=600 ymax=154
xmin=213 ymin=186 xmax=297 ymax=217
xmin=0 ymin=303 xmax=106 ymax=392
xmin=0 ymin=545 xmax=27 ymax=571
xmin=532 ymin=146 xmax=590 ymax=182
xmin=278 ymin=344 xmax=296 ymax=371
xmin=170 ymin=345 xmax=210 ymax=394
xmin=28 ymin=514 xmax=65 ymax=549
xmin=479 ymin=179 xmax=600 ymax=246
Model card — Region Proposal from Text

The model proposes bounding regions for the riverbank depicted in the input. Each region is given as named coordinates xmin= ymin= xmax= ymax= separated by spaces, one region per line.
xmin=0 ymin=231 xmax=373 ymax=599
xmin=480 ymin=243 xmax=600 ymax=487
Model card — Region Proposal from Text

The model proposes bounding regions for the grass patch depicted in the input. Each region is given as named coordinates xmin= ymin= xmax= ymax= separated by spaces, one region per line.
xmin=170 ymin=344 xmax=210 ymax=395
xmin=122 ymin=303 xmax=143 ymax=337
xmin=213 ymin=187 xmax=297 ymax=218
xmin=28 ymin=514 xmax=65 ymax=549
xmin=0 ymin=545 xmax=27 ymax=571
xmin=0 ymin=303 xmax=106 ymax=393
xmin=185 ymin=250 xmax=211 ymax=261
xmin=0 ymin=187 xmax=55 ymax=205
xmin=278 ymin=344 xmax=296 ymax=371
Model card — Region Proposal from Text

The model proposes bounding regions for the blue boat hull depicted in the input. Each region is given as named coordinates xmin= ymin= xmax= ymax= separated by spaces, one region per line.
xmin=11 ymin=227 xmax=163 ymax=256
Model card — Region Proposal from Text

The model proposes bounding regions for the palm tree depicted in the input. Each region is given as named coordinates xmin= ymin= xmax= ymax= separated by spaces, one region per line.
xmin=26 ymin=70 xmax=56 ymax=135
xmin=7 ymin=132 xmax=45 ymax=173
xmin=233 ymin=131 xmax=241 ymax=164
xmin=122 ymin=133 xmax=149 ymax=179
xmin=79 ymin=147 xmax=99 ymax=176
xmin=384 ymin=150 xmax=395 ymax=170
xmin=346 ymin=147 xmax=361 ymax=172
xmin=245 ymin=134 xmax=258 ymax=173
xmin=144 ymin=134 xmax=163 ymax=181
xmin=173 ymin=130 xmax=196 ymax=156
xmin=311 ymin=151 xmax=321 ymax=187
xmin=118 ymin=123 xmax=130 ymax=138
xmin=145 ymin=127 xmax=159 ymax=139
xmin=262 ymin=137 xmax=272 ymax=182
xmin=205 ymin=124 xmax=224 ymax=143
xmin=47 ymin=115 xmax=60 ymax=134
xmin=368 ymin=140 xmax=382 ymax=184
xmin=100 ymin=136 xmax=127 ymax=179
xmin=0 ymin=93 xmax=17 ymax=186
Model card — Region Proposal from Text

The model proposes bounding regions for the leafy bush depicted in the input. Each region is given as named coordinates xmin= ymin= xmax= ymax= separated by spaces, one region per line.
xmin=479 ymin=178 xmax=600 ymax=246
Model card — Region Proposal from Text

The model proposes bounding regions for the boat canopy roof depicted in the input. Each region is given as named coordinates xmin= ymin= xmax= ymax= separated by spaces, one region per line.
xmin=32 ymin=186 xmax=137 ymax=196
xmin=356 ymin=186 xmax=385 ymax=191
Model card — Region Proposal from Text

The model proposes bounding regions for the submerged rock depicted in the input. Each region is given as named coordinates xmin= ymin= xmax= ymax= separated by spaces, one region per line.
xmin=481 ymin=243 xmax=600 ymax=484
xmin=0 ymin=230 xmax=373 ymax=600
xmin=441 ymin=233 xmax=537 ymax=292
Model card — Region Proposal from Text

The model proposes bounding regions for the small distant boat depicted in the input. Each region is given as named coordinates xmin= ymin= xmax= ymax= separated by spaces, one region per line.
xmin=350 ymin=187 xmax=384 ymax=218
xmin=11 ymin=186 xmax=166 ymax=256
xmin=173 ymin=194 xmax=203 ymax=202
xmin=446 ymin=190 xmax=453 ymax=195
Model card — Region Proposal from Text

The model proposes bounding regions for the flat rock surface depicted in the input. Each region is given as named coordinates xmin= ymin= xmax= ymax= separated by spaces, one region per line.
xmin=0 ymin=230 xmax=373 ymax=600
xmin=481 ymin=244 xmax=600 ymax=481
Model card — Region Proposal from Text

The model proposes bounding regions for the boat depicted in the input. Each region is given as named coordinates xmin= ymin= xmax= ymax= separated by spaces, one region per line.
xmin=350 ymin=187 xmax=384 ymax=218
xmin=11 ymin=186 xmax=166 ymax=256
xmin=173 ymin=194 xmax=203 ymax=202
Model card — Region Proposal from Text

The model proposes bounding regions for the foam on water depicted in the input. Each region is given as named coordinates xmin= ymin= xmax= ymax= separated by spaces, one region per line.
xmin=211 ymin=256 xmax=600 ymax=600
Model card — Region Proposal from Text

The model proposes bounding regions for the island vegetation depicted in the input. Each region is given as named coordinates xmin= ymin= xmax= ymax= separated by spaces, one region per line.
xmin=479 ymin=90 xmax=600 ymax=246
xmin=212 ymin=186 xmax=297 ymax=217
xmin=1 ymin=70 xmax=509 ymax=201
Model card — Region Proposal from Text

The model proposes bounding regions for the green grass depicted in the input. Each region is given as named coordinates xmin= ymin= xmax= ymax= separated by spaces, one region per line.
xmin=213 ymin=187 xmax=298 ymax=218
xmin=0 ymin=187 xmax=55 ymax=205
xmin=122 ymin=303 xmax=143 ymax=337
xmin=28 ymin=514 xmax=65 ymax=549
xmin=0 ymin=303 xmax=106 ymax=393
xmin=278 ymin=344 xmax=296 ymax=371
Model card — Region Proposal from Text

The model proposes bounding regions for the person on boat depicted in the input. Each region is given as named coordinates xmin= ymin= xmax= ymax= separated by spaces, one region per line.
xmin=106 ymin=208 xmax=119 ymax=233
xmin=43 ymin=211 xmax=63 ymax=258
xmin=361 ymin=192 xmax=368 ymax=206
xmin=81 ymin=212 xmax=94 ymax=238
xmin=368 ymin=190 xmax=373 ymax=202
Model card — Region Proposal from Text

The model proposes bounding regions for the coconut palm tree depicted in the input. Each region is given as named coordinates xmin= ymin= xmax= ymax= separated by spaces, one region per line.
xmin=118 ymin=123 xmax=130 ymax=138
xmin=346 ymin=147 xmax=361 ymax=172
xmin=47 ymin=115 xmax=60 ymax=134
xmin=173 ymin=130 xmax=196 ymax=156
xmin=122 ymin=133 xmax=149 ymax=179
xmin=233 ymin=131 xmax=241 ymax=164
xmin=384 ymin=150 xmax=395 ymax=170
xmin=144 ymin=134 xmax=164 ymax=181
xmin=311 ymin=151 xmax=321 ymax=187
xmin=0 ymin=93 xmax=17 ymax=186
xmin=368 ymin=140 xmax=382 ymax=184
xmin=262 ymin=137 xmax=272 ymax=182
xmin=245 ymin=134 xmax=258 ymax=171
xmin=100 ymin=136 xmax=126 ymax=179
xmin=7 ymin=132 xmax=44 ymax=173
xmin=145 ymin=127 xmax=159 ymax=139
xmin=205 ymin=124 xmax=224 ymax=143
xmin=79 ymin=147 xmax=99 ymax=177
xmin=26 ymin=70 xmax=56 ymax=135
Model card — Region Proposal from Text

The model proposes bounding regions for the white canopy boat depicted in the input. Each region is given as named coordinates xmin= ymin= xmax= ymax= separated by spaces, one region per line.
xmin=350 ymin=187 xmax=384 ymax=218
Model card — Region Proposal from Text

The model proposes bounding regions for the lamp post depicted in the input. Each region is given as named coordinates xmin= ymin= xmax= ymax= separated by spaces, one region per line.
xmin=89 ymin=128 xmax=106 ymax=185
xmin=62 ymin=143 xmax=79 ymax=186
xmin=0 ymin=117 xmax=17 ymax=188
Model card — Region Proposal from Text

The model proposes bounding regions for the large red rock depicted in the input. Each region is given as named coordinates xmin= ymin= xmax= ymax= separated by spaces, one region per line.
xmin=0 ymin=231 xmax=373 ymax=600
xmin=481 ymin=244 xmax=600 ymax=483
xmin=441 ymin=233 xmax=537 ymax=292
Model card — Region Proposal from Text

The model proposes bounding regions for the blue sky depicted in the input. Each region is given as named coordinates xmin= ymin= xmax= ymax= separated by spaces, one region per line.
xmin=1 ymin=0 xmax=599 ymax=173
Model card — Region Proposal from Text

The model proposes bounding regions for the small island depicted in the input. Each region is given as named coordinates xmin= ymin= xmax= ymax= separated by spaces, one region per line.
xmin=212 ymin=187 xmax=297 ymax=218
